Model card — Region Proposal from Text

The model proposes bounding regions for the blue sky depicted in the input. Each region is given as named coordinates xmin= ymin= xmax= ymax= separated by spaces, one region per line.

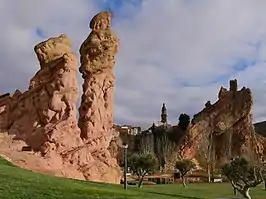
xmin=1 ymin=0 xmax=266 ymax=128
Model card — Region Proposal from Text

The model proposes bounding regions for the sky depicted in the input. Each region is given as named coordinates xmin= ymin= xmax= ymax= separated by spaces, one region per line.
xmin=1 ymin=0 xmax=266 ymax=129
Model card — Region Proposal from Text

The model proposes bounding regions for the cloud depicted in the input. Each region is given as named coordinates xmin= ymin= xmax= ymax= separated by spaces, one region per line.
xmin=113 ymin=0 xmax=266 ymax=126
xmin=1 ymin=0 xmax=266 ymax=129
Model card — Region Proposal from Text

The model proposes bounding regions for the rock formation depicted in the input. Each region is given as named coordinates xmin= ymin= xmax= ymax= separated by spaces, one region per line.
xmin=0 ymin=34 xmax=82 ymax=155
xmin=78 ymin=10 xmax=118 ymax=141
xmin=77 ymin=10 xmax=120 ymax=181
xmin=254 ymin=121 xmax=266 ymax=137
xmin=0 ymin=11 xmax=121 ymax=184
xmin=179 ymin=79 xmax=266 ymax=166
xmin=77 ymin=10 xmax=121 ymax=183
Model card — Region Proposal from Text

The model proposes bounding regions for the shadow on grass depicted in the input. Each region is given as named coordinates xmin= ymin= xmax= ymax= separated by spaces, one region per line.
xmin=146 ymin=191 xmax=204 ymax=199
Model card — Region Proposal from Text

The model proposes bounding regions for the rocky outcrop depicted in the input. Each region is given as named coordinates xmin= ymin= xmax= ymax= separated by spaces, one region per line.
xmin=0 ymin=34 xmax=82 ymax=155
xmin=254 ymin=121 xmax=266 ymax=137
xmin=0 ymin=93 xmax=11 ymax=130
xmin=77 ymin=11 xmax=120 ymax=182
xmin=179 ymin=79 xmax=266 ymax=166
xmin=0 ymin=11 xmax=121 ymax=184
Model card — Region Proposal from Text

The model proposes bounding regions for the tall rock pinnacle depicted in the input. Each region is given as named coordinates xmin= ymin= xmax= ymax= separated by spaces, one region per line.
xmin=78 ymin=11 xmax=119 ymax=143
xmin=77 ymin=11 xmax=121 ymax=182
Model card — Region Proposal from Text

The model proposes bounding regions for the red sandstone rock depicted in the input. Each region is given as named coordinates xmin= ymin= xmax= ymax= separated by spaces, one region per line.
xmin=179 ymin=79 xmax=266 ymax=166
xmin=0 ymin=11 xmax=121 ymax=184
xmin=77 ymin=11 xmax=121 ymax=182
xmin=0 ymin=35 xmax=86 ymax=176
xmin=0 ymin=34 xmax=82 ymax=154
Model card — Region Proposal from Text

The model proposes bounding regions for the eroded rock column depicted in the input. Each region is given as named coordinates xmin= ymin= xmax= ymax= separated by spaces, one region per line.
xmin=77 ymin=11 xmax=121 ymax=183
xmin=78 ymin=11 xmax=119 ymax=147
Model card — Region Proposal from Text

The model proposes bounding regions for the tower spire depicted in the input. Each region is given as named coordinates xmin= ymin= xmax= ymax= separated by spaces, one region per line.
xmin=161 ymin=103 xmax=167 ymax=124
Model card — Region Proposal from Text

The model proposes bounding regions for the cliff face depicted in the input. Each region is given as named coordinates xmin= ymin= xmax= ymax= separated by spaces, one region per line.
xmin=0 ymin=11 xmax=121 ymax=184
xmin=0 ymin=34 xmax=82 ymax=155
xmin=254 ymin=121 xmax=266 ymax=137
xmin=179 ymin=79 xmax=266 ymax=166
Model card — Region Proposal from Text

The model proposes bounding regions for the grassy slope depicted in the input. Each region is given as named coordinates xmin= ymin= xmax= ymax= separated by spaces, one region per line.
xmin=0 ymin=157 xmax=265 ymax=199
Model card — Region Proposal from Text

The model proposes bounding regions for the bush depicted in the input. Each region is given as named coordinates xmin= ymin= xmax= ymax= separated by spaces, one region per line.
xmin=178 ymin=113 xmax=190 ymax=130
xmin=175 ymin=159 xmax=196 ymax=187
xmin=128 ymin=153 xmax=158 ymax=188
xmin=222 ymin=157 xmax=263 ymax=199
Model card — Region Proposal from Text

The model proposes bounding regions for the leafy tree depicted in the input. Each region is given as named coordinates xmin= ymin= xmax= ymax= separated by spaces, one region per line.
xmin=178 ymin=113 xmax=190 ymax=130
xmin=222 ymin=157 xmax=263 ymax=199
xmin=175 ymin=159 xmax=196 ymax=187
xmin=128 ymin=153 xmax=158 ymax=187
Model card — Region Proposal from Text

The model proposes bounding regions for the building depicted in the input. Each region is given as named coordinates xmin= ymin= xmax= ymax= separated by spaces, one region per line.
xmin=114 ymin=124 xmax=142 ymax=136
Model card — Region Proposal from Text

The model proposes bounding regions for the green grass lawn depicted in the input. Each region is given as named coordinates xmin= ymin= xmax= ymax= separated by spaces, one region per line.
xmin=0 ymin=157 xmax=265 ymax=199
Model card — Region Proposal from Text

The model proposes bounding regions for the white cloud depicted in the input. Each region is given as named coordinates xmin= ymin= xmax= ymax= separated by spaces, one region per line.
xmin=113 ymin=0 xmax=266 ymax=126
xmin=1 ymin=0 xmax=266 ymax=129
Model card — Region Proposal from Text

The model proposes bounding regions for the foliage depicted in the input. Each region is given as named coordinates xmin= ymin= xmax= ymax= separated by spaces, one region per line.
xmin=222 ymin=157 xmax=263 ymax=199
xmin=178 ymin=113 xmax=190 ymax=130
xmin=128 ymin=153 xmax=158 ymax=187
xmin=175 ymin=159 xmax=196 ymax=187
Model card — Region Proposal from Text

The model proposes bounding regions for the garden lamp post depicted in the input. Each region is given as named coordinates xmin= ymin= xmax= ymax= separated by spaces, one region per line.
xmin=123 ymin=143 xmax=128 ymax=190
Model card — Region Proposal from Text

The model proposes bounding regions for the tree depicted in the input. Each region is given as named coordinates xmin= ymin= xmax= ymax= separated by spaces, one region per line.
xmin=178 ymin=113 xmax=190 ymax=130
xmin=139 ymin=133 xmax=154 ymax=155
xmin=175 ymin=159 xmax=196 ymax=187
xmin=222 ymin=157 xmax=263 ymax=199
xmin=262 ymin=161 xmax=266 ymax=190
xmin=195 ymin=133 xmax=213 ymax=182
xmin=155 ymin=133 xmax=178 ymax=172
xmin=128 ymin=153 xmax=158 ymax=188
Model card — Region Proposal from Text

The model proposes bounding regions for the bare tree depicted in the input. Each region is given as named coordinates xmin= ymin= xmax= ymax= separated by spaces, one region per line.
xmin=139 ymin=134 xmax=154 ymax=155
xmin=155 ymin=132 xmax=178 ymax=172
xmin=196 ymin=132 xmax=213 ymax=182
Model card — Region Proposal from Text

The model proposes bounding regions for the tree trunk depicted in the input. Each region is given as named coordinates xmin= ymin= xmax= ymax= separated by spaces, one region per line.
xmin=233 ymin=187 xmax=237 ymax=196
xmin=207 ymin=164 xmax=211 ymax=183
xmin=137 ymin=175 xmax=141 ymax=182
xmin=230 ymin=181 xmax=237 ymax=196
xmin=138 ymin=174 xmax=145 ymax=188
xmin=264 ymin=180 xmax=266 ymax=191
xmin=240 ymin=187 xmax=251 ymax=199
xmin=210 ymin=163 xmax=214 ymax=182
xmin=181 ymin=177 xmax=186 ymax=187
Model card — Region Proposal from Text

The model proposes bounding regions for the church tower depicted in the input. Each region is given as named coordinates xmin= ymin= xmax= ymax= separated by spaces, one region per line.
xmin=160 ymin=103 xmax=167 ymax=124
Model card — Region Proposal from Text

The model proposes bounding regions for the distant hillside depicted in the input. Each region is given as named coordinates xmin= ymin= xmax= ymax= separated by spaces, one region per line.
xmin=254 ymin=121 xmax=266 ymax=137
